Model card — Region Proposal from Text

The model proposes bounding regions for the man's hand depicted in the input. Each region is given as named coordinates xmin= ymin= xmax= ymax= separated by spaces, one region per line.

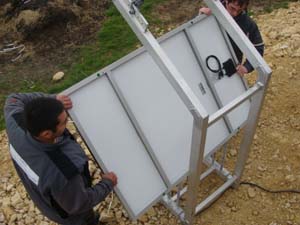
xmin=102 ymin=172 xmax=118 ymax=187
xmin=56 ymin=95 xmax=73 ymax=110
xmin=236 ymin=64 xmax=248 ymax=76
xmin=199 ymin=7 xmax=212 ymax=16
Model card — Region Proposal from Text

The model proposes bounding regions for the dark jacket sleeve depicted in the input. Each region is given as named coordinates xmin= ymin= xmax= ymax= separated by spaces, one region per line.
xmin=4 ymin=92 xmax=56 ymax=119
xmin=4 ymin=93 xmax=56 ymax=136
xmin=52 ymin=175 xmax=114 ymax=215
xmin=243 ymin=20 xmax=265 ymax=73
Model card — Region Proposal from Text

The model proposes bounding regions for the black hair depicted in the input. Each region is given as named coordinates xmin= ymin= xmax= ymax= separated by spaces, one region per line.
xmin=24 ymin=97 xmax=64 ymax=136
xmin=227 ymin=0 xmax=249 ymax=7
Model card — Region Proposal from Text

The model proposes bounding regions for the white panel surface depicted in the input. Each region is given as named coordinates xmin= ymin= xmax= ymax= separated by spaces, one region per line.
xmin=112 ymin=31 xmax=231 ymax=186
xmin=214 ymin=76 xmax=250 ymax=129
xmin=68 ymin=76 xmax=167 ymax=218
xmin=112 ymin=53 xmax=193 ymax=185
xmin=160 ymin=31 xmax=230 ymax=153
xmin=189 ymin=16 xmax=250 ymax=129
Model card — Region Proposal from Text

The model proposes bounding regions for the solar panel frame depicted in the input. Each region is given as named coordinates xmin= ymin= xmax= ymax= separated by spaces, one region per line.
xmin=63 ymin=15 xmax=250 ymax=220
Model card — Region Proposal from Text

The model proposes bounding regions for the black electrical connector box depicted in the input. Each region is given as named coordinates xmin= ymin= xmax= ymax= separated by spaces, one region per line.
xmin=206 ymin=55 xmax=237 ymax=79
xmin=223 ymin=59 xmax=236 ymax=77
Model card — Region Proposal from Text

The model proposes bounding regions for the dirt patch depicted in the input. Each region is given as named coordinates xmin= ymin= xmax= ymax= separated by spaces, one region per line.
xmin=0 ymin=0 xmax=110 ymax=99
xmin=0 ymin=0 xmax=109 ymax=52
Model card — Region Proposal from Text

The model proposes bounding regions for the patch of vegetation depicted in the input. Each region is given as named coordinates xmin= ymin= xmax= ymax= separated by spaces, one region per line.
xmin=263 ymin=1 xmax=290 ymax=13
xmin=49 ymin=0 xmax=164 ymax=94
xmin=0 ymin=95 xmax=6 ymax=130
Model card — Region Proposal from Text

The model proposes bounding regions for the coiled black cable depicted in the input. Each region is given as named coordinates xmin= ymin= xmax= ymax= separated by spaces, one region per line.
xmin=206 ymin=55 xmax=224 ymax=79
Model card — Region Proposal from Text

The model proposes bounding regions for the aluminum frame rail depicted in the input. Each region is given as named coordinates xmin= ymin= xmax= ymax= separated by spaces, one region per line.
xmin=204 ymin=0 xmax=272 ymax=185
xmin=113 ymin=0 xmax=272 ymax=224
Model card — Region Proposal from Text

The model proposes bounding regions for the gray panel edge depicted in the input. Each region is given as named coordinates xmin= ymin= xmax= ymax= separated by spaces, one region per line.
xmin=62 ymin=73 xmax=101 ymax=96
xmin=156 ymin=15 xmax=206 ymax=43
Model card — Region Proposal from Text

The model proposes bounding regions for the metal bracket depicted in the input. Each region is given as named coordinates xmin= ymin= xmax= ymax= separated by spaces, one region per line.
xmin=128 ymin=0 xmax=149 ymax=32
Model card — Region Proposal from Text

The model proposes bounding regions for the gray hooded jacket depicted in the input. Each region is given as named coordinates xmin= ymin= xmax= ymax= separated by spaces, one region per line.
xmin=4 ymin=93 xmax=113 ymax=225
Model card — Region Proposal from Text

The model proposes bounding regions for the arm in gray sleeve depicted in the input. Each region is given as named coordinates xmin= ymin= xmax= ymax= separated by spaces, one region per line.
xmin=4 ymin=92 xmax=56 ymax=119
xmin=53 ymin=175 xmax=114 ymax=215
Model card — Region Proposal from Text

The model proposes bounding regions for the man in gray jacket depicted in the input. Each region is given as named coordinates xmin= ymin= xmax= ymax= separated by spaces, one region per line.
xmin=4 ymin=92 xmax=118 ymax=225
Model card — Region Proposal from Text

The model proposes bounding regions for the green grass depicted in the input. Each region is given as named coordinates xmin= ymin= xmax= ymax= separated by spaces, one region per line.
xmin=263 ymin=0 xmax=291 ymax=13
xmin=0 ymin=0 xmax=165 ymax=130
xmin=49 ymin=0 xmax=164 ymax=94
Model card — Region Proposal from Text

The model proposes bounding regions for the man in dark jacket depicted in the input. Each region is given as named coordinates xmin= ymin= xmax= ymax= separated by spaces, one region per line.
xmin=199 ymin=0 xmax=264 ymax=76
xmin=4 ymin=92 xmax=117 ymax=225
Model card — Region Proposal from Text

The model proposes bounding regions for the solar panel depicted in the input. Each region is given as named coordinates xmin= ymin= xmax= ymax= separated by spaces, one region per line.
xmin=64 ymin=15 xmax=250 ymax=220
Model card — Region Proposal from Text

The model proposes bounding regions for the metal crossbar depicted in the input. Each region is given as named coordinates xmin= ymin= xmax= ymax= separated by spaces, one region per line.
xmin=208 ymin=83 xmax=262 ymax=126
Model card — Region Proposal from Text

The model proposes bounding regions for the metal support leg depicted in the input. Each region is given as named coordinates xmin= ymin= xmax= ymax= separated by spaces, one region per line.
xmin=195 ymin=176 xmax=237 ymax=214
xmin=176 ymin=182 xmax=183 ymax=206
xmin=185 ymin=117 xmax=209 ymax=224
xmin=171 ymin=165 xmax=216 ymax=203
xmin=220 ymin=143 xmax=228 ymax=172
xmin=205 ymin=157 xmax=232 ymax=180
xmin=161 ymin=194 xmax=186 ymax=224
xmin=233 ymin=67 xmax=271 ymax=186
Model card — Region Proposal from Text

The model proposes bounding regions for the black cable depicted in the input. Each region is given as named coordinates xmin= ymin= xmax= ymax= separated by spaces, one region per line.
xmin=206 ymin=55 xmax=221 ymax=73
xmin=195 ymin=181 xmax=300 ymax=214
xmin=205 ymin=55 xmax=224 ymax=79
xmin=240 ymin=181 xmax=300 ymax=194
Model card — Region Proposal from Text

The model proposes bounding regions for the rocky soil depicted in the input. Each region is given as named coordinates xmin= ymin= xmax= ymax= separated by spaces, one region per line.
xmin=0 ymin=1 xmax=300 ymax=225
